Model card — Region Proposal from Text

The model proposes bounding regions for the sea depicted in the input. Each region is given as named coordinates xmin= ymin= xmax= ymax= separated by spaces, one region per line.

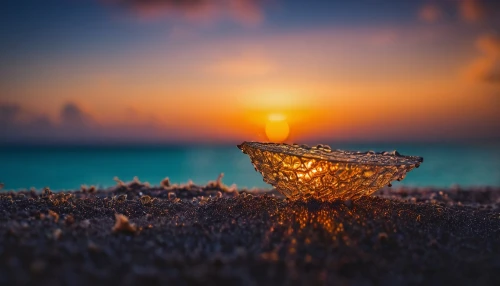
xmin=1 ymin=143 xmax=499 ymax=191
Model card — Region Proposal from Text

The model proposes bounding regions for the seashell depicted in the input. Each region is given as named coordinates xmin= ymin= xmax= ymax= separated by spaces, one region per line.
xmin=237 ymin=142 xmax=423 ymax=200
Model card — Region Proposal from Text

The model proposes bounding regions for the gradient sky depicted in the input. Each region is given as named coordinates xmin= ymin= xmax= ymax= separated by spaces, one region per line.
xmin=1 ymin=0 xmax=499 ymax=144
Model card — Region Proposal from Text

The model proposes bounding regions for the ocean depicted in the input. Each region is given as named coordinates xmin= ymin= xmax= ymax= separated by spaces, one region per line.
xmin=1 ymin=143 xmax=499 ymax=191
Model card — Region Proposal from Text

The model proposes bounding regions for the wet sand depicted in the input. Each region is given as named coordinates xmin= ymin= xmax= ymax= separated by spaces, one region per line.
xmin=1 ymin=180 xmax=499 ymax=285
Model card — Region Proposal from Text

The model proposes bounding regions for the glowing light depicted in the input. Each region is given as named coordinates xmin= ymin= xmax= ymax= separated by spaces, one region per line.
xmin=265 ymin=113 xmax=289 ymax=142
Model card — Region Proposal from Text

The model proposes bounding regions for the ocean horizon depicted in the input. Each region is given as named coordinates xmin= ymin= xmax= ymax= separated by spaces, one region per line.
xmin=1 ymin=142 xmax=499 ymax=191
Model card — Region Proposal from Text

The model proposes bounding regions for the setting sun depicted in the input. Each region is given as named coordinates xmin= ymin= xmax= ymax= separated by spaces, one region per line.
xmin=265 ymin=114 xmax=290 ymax=142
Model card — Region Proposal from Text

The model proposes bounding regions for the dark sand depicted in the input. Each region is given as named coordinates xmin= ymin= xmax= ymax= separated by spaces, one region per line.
xmin=1 ymin=179 xmax=500 ymax=285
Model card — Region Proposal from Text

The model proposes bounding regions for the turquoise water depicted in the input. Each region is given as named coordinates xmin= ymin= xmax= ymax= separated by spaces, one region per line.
xmin=0 ymin=143 xmax=499 ymax=190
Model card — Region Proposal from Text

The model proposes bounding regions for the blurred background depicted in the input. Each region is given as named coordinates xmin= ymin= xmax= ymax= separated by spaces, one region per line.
xmin=1 ymin=0 xmax=499 ymax=190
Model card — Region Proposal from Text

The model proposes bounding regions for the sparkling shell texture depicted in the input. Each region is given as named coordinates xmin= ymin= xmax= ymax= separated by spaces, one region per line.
xmin=238 ymin=142 xmax=423 ymax=200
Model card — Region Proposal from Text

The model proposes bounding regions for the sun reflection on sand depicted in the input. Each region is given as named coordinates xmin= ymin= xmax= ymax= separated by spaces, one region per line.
xmin=292 ymin=207 xmax=345 ymax=236
xmin=260 ymin=201 xmax=347 ymax=262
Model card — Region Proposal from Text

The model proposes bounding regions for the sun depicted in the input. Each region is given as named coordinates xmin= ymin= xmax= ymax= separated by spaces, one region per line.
xmin=265 ymin=114 xmax=290 ymax=142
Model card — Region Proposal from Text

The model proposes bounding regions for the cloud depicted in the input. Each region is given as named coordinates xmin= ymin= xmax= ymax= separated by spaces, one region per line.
xmin=418 ymin=4 xmax=442 ymax=23
xmin=0 ymin=102 xmax=54 ymax=141
xmin=459 ymin=0 xmax=484 ymax=22
xmin=0 ymin=102 xmax=93 ymax=142
xmin=60 ymin=102 xmax=94 ymax=128
xmin=464 ymin=34 xmax=500 ymax=84
xmin=458 ymin=0 xmax=500 ymax=23
xmin=103 ymin=0 xmax=265 ymax=27
xmin=0 ymin=103 xmax=21 ymax=124
xmin=227 ymin=0 xmax=263 ymax=27
xmin=0 ymin=102 xmax=173 ymax=144
xmin=418 ymin=1 xmax=500 ymax=24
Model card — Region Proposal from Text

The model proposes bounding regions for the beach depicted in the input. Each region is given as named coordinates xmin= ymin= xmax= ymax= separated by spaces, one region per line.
xmin=1 ymin=180 xmax=499 ymax=285
xmin=3 ymin=0 xmax=500 ymax=285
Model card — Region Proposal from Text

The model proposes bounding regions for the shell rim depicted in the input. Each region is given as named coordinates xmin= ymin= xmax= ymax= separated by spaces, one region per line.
xmin=237 ymin=141 xmax=423 ymax=167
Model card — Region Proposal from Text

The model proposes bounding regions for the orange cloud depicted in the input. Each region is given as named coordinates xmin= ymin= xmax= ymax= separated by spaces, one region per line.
xmin=464 ymin=34 xmax=500 ymax=84
xmin=104 ymin=0 xmax=265 ymax=26
xmin=459 ymin=0 xmax=484 ymax=22
xmin=418 ymin=4 xmax=442 ymax=23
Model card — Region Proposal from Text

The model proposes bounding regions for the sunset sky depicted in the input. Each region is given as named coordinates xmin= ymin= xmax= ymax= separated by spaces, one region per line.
xmin=1 ymin=0 xmax=499 ymax=144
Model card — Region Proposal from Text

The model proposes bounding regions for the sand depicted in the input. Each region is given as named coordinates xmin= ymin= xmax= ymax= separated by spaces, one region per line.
xmin=1 ymin=180 xmax=499 ymax=285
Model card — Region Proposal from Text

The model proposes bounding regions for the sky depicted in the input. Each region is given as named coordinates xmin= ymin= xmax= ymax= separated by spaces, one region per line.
xmin=1 ymin=0 xmax=499 ymax=144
